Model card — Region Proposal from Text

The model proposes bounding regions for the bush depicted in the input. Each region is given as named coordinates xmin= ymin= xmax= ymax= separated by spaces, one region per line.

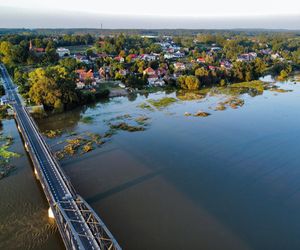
xmin=178 ymin=75 xmax=200 ymax=90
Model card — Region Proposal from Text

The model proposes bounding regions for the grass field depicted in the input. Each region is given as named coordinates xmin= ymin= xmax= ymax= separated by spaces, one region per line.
xmin=64 ymin=45 xmax=94 ymax=53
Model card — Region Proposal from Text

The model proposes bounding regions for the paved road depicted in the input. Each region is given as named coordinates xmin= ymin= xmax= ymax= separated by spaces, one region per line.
xmin=0 ymin=64 xmax=101 ymax=250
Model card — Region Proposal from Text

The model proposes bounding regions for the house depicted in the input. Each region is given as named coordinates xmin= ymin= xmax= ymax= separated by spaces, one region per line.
xmin=151 ymin=78 xmax=165 ymax=86
xmin=173 ymin=62 xmax=186 ymax=71
xmin=76 ymin=82 xmax=85 ymax=89
xmin=220 ymin=60 xmax=232 ymax=69
xmin=147 ymin=75 xmax=159 ymax=85
xmin=210 ymin=47 xmax=221 ymax=52
xmin=164 ymin=53 xmax=175 ymax=59
xmin=173 ymin=51 xmax=185 ymax=58
xmin=237 ymin=52 xmax=257 ymax=62
xmin=260 ymin=49 xmax=272 ymax=55
xmin=74 ymin=53 xmax=90 ymax=64
xmin=127 ymin=54 xmax=138 ymax=61
xmin=118 ymin=69 xmax=127 ymax=76
xmin=167 ymin=48 xmax=175 ymax=53
xmin=140 ymin=54 xmax=157 ymax=61
xmin=197 ymin=57 xmax=206 ymax=63
xmin=114 ymin=56 xmax=125 ymax=63
xmin=56 ymin=47 xmax=70 ymax=57
xmin=99 ymin=67 xmax=110 ymax=79
xmin=157 ymin=68 xmax=167 ymax=77
xmin=75 ymin=69 xmax=96 ymax=88
xmin=29 ymin=40 xmax=45 ymax=54
xmin=143 ymin=67 xmax=156 ymax=76
xmin=271 ymin=53 xmax=284 ymax=61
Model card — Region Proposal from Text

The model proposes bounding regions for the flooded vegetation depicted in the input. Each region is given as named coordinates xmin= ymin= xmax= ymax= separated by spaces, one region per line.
xmin=43 ymin=129 xmax=62 ymax=138
xmin=147 ymin=97 xmax=178 ymax=109
xmin=55 ymin=133 xmax=104 ymax=159
xmin=0 ymin=131 xmax=20 ymax=179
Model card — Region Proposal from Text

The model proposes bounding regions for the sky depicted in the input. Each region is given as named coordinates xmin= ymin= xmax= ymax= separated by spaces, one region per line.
xmin=0 ymin=0 xmax=300 ymax=29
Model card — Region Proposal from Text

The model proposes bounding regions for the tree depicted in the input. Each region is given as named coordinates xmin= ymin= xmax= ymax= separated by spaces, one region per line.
xmin=119 ymin=50 xmax=126 ymax=58
xmin=149 ymin=60 xmax=159 ymax=70
xmin=0 ymin=41 xmax=14 ymax=66
xmin=28 ymin=66 xmax=78 ymax=111
xmin=28 ymin=68 xmax=61 ymax=108
xmin=185 ymin=76 xmax=200 ymax=90
xmin=178 ymin=75 xmax=200 ymax=90
xmin=59 ymin=58 xmax=78 ymax=72
xmin=278 ymin=70 xmax=288 ymax=80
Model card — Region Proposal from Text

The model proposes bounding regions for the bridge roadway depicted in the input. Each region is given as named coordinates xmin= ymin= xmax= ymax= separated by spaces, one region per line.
xmin=0 ymin=64 xmax=121 ymax=250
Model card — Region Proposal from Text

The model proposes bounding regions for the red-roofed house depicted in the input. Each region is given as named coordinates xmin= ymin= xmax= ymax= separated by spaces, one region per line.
xmin=75 ymin=69 xmax=95 ymax=89
xmin=114 ymin=56 xmax=125 ymax=63
xmin=143 ymin=67 xmax=156 ymax=76
xmin=197 ymin=57 xmax=206 ymax=63
xmin=173 ymin=62 xmax=186 ymax=71
xmin=29 ymin=40 xmax=45 ymax=53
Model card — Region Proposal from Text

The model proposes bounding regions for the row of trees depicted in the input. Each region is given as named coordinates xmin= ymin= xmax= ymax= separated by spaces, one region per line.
xmin=96 ymin=34 xmax=162 ymax=55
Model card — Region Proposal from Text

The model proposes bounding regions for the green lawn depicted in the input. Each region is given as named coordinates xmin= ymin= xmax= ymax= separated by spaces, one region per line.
xmin=64 ymin=45 xmax=94 ymax=53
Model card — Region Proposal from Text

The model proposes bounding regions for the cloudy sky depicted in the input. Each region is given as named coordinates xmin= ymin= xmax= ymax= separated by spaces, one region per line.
xmin=0 ymin=0 xmax=299 ymax=29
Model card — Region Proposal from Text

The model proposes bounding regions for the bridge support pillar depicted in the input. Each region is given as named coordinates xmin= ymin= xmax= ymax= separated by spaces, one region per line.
xmin=48 ymin=207 xmax=54 ymax=219
xmin=24 ymin=142 xmax=29 ymax=152
xmin=34 ymin=168 xmax=39 ymax=180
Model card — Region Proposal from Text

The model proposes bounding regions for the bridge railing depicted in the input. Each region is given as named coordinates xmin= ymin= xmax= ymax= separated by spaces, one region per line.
xmin=22 ymin=107 xmax=78 ymax=196
xmin=75 ymin=196 xmax=122 ymax=250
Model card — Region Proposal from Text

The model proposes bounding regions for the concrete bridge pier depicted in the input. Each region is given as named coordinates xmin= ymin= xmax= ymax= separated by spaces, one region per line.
xmin=48 ymin=207 xmax=55 ymax=219
xmin=34 ymin=168 xmax=39 ymax=180
xmin=24 ymin=141 xmax=29 ymax=152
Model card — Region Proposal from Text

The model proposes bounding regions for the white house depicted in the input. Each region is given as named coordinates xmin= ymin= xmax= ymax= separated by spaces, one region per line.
xmin=56 ymin=47 xmax=70 ymax=57
xmin=173 ymin=62 xmax=186 ymax=71
xmin=164 ymin=53 xmax=175 ymax=59
xmin=140 ymin=54 xmax=157 ymax=61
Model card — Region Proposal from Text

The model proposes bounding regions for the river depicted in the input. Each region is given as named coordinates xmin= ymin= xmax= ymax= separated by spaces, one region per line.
xmin=1 ymin=75 xmax=300 ymax=249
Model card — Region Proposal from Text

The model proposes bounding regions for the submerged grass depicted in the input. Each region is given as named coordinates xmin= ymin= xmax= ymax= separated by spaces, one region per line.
xmin=110 ymin=122 xmax=145 ymax=132
xmin=55 ymin=132 xmax=104 ymax=159
xmin=147 ymin=97 xmax=177 ymax=109
xmin=80 ymin=116 xmax=94 ymax=124
xmin=43 ymin=129 xmax=62 ymax=138
xmin=138 ymin=103 xmax=155 ymax=111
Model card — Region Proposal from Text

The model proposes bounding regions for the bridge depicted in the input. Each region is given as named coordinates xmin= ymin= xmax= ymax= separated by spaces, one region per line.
xmin=0 ymin=64 xmax=121 ymax=250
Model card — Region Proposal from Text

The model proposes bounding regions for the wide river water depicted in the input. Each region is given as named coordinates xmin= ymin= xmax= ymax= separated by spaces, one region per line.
xmin=1 ymin=75 xmax=300 ymax=250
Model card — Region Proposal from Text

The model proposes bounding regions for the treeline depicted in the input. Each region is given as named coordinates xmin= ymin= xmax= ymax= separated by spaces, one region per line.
xmin=0 ymin=33 xmax=95 ymax=70
xmin=96 ymin=34 xmax=162 ymax=55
